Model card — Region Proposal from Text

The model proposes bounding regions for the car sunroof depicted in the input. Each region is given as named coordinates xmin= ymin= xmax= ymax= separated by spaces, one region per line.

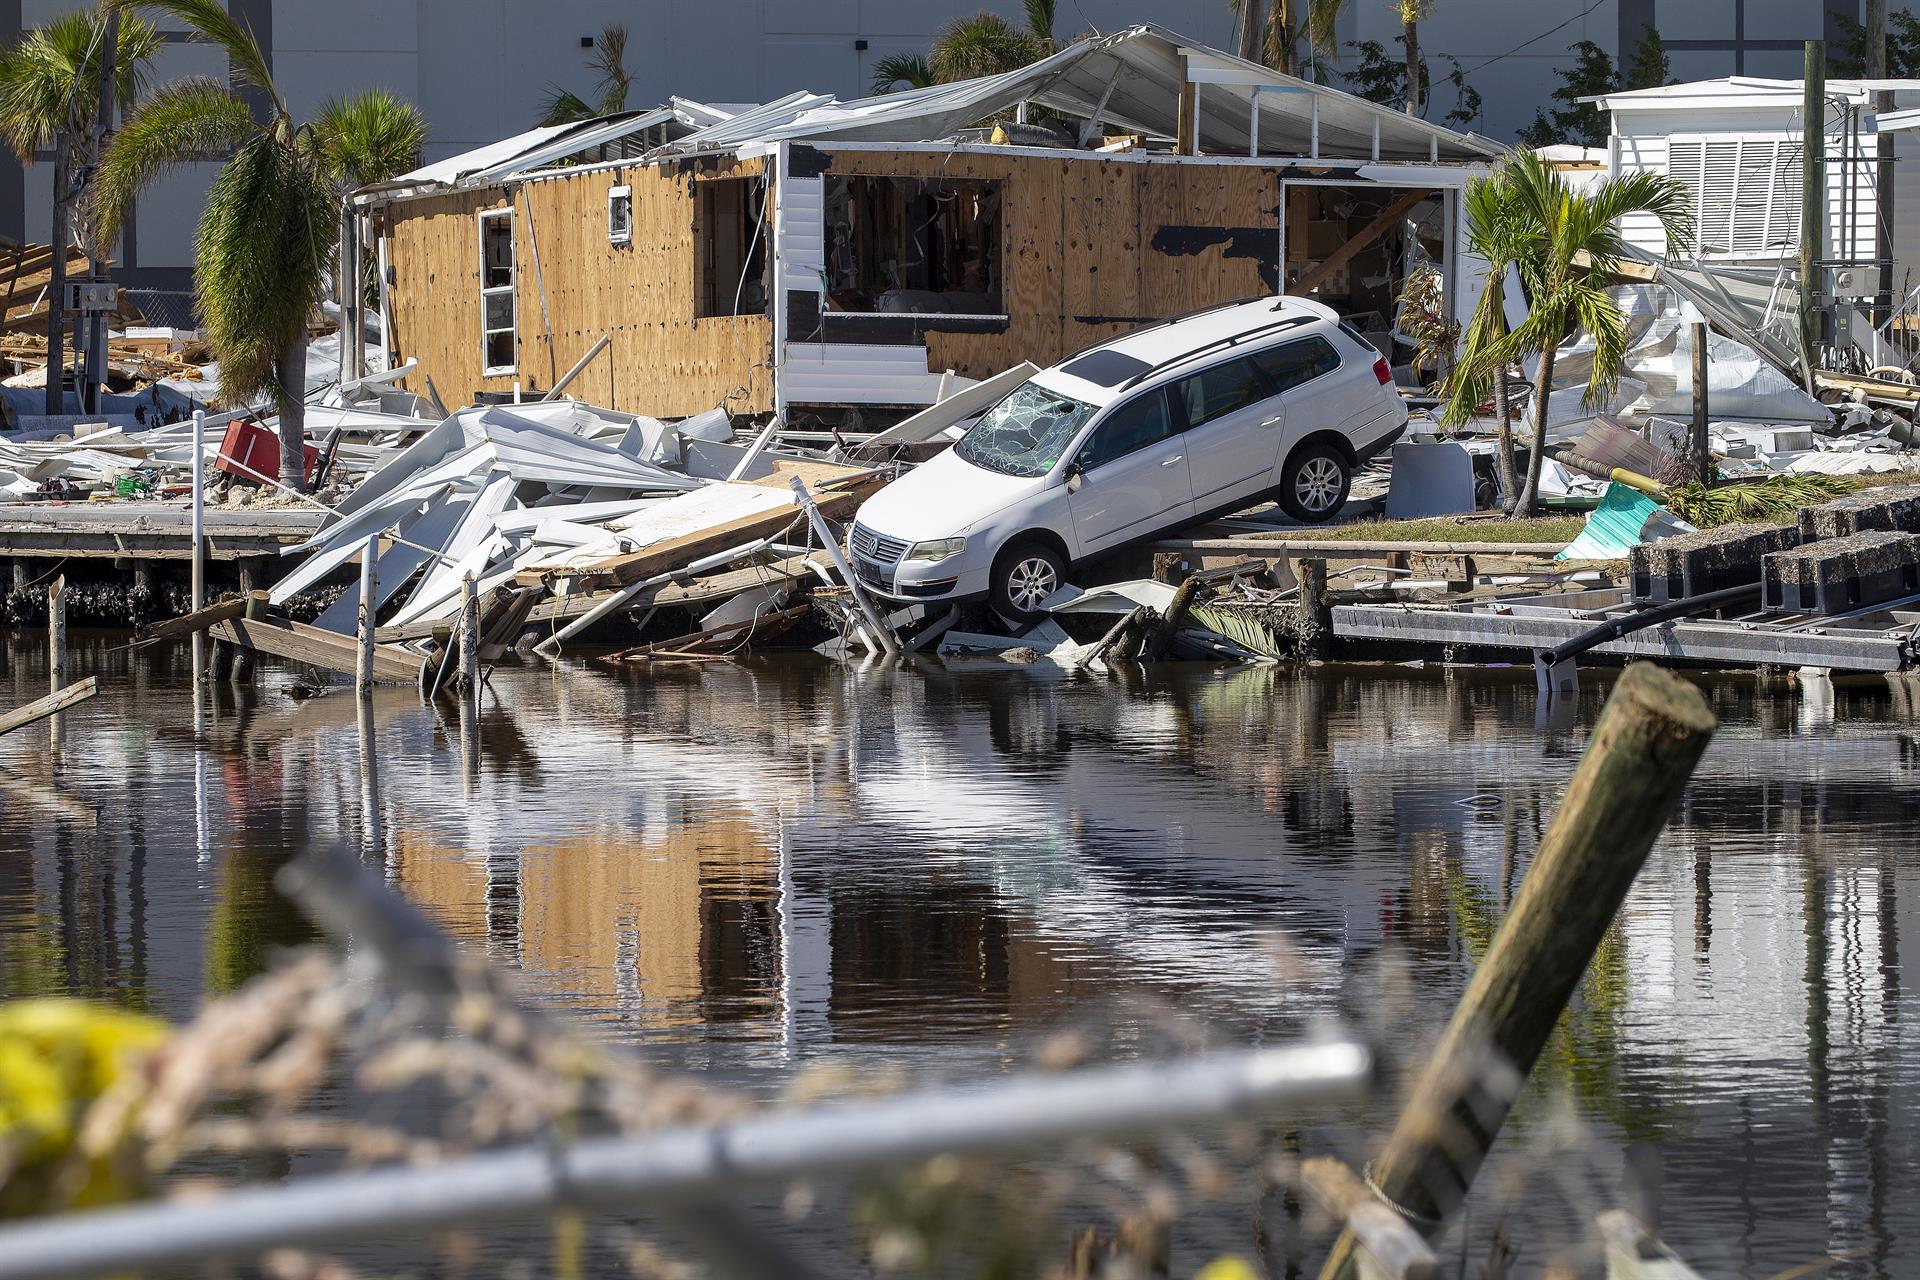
xmin=1059 ymin=350 xmax=1154 ymax=387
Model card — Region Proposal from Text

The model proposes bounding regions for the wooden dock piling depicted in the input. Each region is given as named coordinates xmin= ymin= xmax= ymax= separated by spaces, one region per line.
xmin=356 ymin=538 xmax=378 ymax=697
xmin=459 ymin=574 xmax=479 ymax=699
xmin=1318 ymin=663 xmax=1717 ymax=1279
xmin=46 ymin=575 xmax=65 ymax=748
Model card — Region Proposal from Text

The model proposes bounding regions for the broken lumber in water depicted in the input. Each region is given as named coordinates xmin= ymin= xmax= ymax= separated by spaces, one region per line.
xmin=1300 ymin=1159 xmax=1439 ymax=1280
xmin=211 ymin=615 xmax=420 ymax=684
xmin=523 ymin=557 xmax=813 ymax=626
xmin=134 ymin=591 xmax=269 ymax=645
xmin=0 ymin=677 xmax=99 ymax=738
xmin=531 ymin=494 xmax=857 ymax=592
xmin=601 ymin=601 xmax=815 ymax=663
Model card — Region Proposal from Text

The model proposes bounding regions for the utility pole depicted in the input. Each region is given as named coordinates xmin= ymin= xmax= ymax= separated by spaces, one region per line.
xmin=43 ymin=148 xmax=70 ymax=416
xmin=83 ymin=9 xmax=120 ymax=417
xmin=1799 ymin=40 xmax=1825 ymax=383
xmin=1869 ymin=0 xmax=1895 ymax=326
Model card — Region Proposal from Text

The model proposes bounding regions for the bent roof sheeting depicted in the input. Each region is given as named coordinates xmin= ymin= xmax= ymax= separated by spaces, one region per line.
xmin=661 ymin=26 xmax=1499 ymax=163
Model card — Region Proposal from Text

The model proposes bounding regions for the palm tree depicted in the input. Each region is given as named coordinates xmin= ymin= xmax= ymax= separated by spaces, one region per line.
xmin=1441 ymin=167 xmax=1529 ymax=507
xmin=871 ymin=53 xmax=935 ymax=95
xmin=1399 ymin=0 xmax=1432 ymax=114
xmin=1450 ymin=151 xmax=1692 ymax=517
xmin=1262 ymin=0 xmax=1346 ymax=77
xmin=0 ymin=6 xmax=163 ymax=412
xmin=929 ymin=10 xmax=1047 ymax=83
xmin=538 ymin=23 xmax=632 ymax=126
xmin=99 ymin=0 xmax=426 ymax=492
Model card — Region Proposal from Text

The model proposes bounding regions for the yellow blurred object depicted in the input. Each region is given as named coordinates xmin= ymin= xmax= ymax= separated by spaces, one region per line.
xmin=990 ymin=122 xmax=1010 ymax=144
xmin=1193 ymin=1260 xmax=1262 ymax=1280
xmin=0 ymin=999 xmax=168 ymax=1217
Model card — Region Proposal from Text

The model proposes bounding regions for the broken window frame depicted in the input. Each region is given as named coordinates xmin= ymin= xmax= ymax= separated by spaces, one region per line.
xmin=608 ymin=185 xmax=633 ymax=245
xmin=477 ymin=207 xmax=517 ymax=376
xmin=694 ymin=175 xmax=770 ymax=319
xmin=822 ymin=174 xmax=1007 ymax=318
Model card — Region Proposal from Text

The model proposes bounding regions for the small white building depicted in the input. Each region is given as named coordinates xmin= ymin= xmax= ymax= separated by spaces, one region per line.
xmin=1591 ymin=77 xmax=1920 ymax=308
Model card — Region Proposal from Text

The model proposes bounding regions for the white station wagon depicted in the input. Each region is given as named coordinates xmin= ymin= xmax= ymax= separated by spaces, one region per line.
xmin=849 ymin=296 xmax=1408 ymax=620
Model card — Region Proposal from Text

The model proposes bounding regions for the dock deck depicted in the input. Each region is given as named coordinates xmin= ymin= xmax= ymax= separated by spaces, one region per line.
xmin=1334 ymin=586 xmax=1920 ymax=673
xmin=0 ymin=502 xmax=323 ymax=562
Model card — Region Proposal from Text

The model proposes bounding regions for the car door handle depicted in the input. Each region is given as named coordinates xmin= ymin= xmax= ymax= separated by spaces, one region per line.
xmin=1160 ymin=455 xmax=1183 ymax=466
xmin=1260 ymin=415 xmax=1284 ymax=428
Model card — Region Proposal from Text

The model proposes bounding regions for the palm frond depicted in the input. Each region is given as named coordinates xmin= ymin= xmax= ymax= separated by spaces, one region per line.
xmin=1023 ymin=0 xmax=1056 ymax=47
xmin=1302 ymin=0 xmax=1347 ymax=58
xmin=537 ymin=87 xmax=596 ymax=127
xmin=588 ymin=23 xmax=631 ymax=114
xmin=0 ymin=6 xmax=163 ymax=159
xmin=929 ymin=11 xmax=1046 ymax=82
xmin=113 ymin=0 xmax=279 ymax=116
xmin=97 ymin=76 xmax=252 ymax=244
xmin=871 ymin=53 xmax=936 ymax=94
xmin=194 ymin=132 xmax=334 ymax=408
xmin=1665 ymin=475 xmax=1861 ymax=528
xmin=314 ymin=89 xmax=426 ymax=189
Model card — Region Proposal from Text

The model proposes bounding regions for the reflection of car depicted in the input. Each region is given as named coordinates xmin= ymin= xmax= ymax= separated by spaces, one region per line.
xmin=849 ymin=296 xmax=1408 ymax=620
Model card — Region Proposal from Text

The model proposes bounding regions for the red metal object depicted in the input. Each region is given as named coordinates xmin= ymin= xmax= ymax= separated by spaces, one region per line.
xmin=216 ymin=419 xmax=318 ymax=487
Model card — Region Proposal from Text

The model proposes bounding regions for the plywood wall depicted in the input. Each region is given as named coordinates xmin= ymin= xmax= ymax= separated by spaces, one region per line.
xmin=817 ymin=150 xmax=1280 ymax=381
xmin=382 ymin=157 xmax=773 ymax=416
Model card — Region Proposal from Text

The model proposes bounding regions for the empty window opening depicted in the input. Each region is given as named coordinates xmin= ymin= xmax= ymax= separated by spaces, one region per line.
xmin=1284 ymin=183 xmax=1447 ymax=359
xmin=823 ymin=175 xmax=1003 ymax=315
xmin=478 ymin=208 xmax=516 ymax=374
xmin=608 ymin=185 xmax=632 ymax=244
xmin=695 ymin=176 xmax=769 ymax=317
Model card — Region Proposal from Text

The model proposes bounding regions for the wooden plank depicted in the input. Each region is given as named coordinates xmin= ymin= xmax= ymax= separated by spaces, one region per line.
xmin=212 ymin=616 xmax=420 ymax=683
xmin=0 ymin=677 xmax=99 ymax=738
xmin=1294 ymin=188 xmax=1433 ymax=297
xmin=602 ymin=601 xmax=814 ymax=662
xmin=135 ymin=591 xmax=265 ymax=643
xmin=524 ymin=556 xmax=811 ymax=624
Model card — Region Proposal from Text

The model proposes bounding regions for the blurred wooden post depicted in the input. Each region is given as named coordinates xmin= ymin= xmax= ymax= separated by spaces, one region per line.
xmin=459 ymin=575 xmax=479 ymax=699
xmin=1318 ymin=664 xmax=1716 ymax=1279
xmin=1298 ymin=557 xmax=1332 ymax=660
xmin=231 ymin=592 xmax=263 ymax=686
xmin=356 ymin=538 xmax=378 ymax=697
xmin=47 ymin=576 xmax=65 ymax=748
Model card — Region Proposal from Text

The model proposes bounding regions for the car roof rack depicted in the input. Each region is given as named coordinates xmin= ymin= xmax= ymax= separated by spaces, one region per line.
xmin=1051 ymin=295 xmax=1272 ymax=369
xmin=1117 ymin=314 xmax=1319 ymax=390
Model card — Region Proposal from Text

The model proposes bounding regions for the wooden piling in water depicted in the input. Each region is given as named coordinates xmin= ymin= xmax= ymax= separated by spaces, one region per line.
xmin=1317 ymin=663 xmax=1717 ymax=1279
xmin=357 ymin=538 xmax=378 ymax=697
xmin=46 ymin=576 xmax=65 ymax=748
xmin=459 ymin=575 xmax=479 ymax=699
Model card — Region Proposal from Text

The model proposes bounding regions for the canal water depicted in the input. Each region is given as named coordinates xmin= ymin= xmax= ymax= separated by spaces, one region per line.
xmin=2 ymin=636 xmax=1915 ymax=1277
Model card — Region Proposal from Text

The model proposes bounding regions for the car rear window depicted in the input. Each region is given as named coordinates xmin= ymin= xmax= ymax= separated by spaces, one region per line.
xmin=1249 ymin=336 xmax=1342 ymax=394
xmin=1059 ymin=349 xmax=1153 ymax=387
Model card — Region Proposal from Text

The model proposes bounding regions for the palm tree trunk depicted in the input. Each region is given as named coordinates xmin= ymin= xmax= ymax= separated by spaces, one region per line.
xmin=1403 ymin=16 xmax=1422 ymax=115
xmin=1514 ymin=344 xmax=1557 ymax=519
xmin=277 ymin=330 xmax=308 ymax=493
xmin=1493 ymin=362 xmax=1519 ymax=508
xmin=1235 ymin=0 xmax=1268 ymax=62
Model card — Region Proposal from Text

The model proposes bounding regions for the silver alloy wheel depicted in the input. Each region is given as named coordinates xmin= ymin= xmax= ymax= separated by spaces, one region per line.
xmin=1295 ymin=455 xmax=1345 ymax=513
xmin=1007 ymin=555 xmax=1060 ymax=612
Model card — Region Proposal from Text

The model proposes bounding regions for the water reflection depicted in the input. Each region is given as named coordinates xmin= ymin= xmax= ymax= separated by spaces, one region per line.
xmin=1 ymin=637 xmax=1918 ymax=1275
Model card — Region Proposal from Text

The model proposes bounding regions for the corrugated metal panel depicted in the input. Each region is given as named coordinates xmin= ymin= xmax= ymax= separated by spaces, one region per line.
xmin=781 ymin=342 xmax=948 ymax=406
xmin=779 ymin=174 xmax=824 ymax=291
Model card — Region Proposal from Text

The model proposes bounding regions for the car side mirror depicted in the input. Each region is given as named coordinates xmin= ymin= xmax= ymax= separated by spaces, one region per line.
xmin=1065 ymin=464 xmax=1084 ymax=495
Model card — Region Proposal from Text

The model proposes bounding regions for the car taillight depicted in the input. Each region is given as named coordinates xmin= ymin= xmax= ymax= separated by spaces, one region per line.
xmin=1372 ymin=356 xmax=1392 ymax=385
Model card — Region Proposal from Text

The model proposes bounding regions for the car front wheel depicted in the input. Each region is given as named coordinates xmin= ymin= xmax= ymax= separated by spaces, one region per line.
xmin=990 ymin=538 xmax=1068 ymax=623
xmin=1277 ymin=444 xmax=1351 ymax=523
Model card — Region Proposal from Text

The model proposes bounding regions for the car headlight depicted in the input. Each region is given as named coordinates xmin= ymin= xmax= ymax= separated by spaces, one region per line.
xmin=907 ymin=537 xmax=967 ymax=563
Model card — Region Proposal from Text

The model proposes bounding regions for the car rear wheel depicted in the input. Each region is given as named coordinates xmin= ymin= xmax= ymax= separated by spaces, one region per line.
xmin=1277 ymin=444 xmax=1350 ymax=523
xmin=990 ymin=538 xmax=1068 ymax=623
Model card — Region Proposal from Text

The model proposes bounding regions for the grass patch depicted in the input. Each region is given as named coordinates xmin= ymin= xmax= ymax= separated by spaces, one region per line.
xmin=1312 ymin=514 xmax=1589 ymax=544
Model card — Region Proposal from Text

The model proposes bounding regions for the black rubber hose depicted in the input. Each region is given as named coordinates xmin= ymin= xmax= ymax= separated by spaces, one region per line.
xmin=1541 ymin=582 xmax=1761 ymax=667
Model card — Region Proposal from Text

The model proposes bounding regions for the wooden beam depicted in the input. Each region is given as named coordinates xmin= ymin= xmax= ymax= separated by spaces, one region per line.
xmin=135 ymin=591 xmax=265 ymax=644
xmin=601 ymin=601 xmax=814 ymax=662
xmin=0 ymin=677 xmax=99 ymax=738
xmin=525 ymin=491 xmax=860 ymax=591
xmin=1293 ymin=189 xmax=1435 ymax=297
xmin=212 ymin=616 xmax=420 ymax=684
